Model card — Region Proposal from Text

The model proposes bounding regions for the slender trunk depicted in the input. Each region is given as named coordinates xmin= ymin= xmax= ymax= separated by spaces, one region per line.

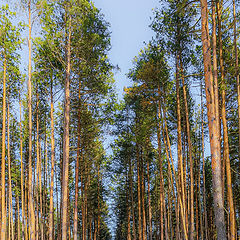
xmin=61 ymin=10 xmax=71 ymax=240
xmin=198 ymin=168 xmax=204 ymax=239
xmin=81 ymin=157 xmax=85 ymax=240
xmin=233 ymin=0 xmax=240 ymax=164
xmin=27 ymin=1 xmax=35 ymax=239
xmin=156 ymin=96 xmax=165 ymax=240
xmin=136 ymin=143 xmax=142 ymax=240
xmin=199 ymin=1 xmax=226 ymax=239
xmin=97 ymin=166 xmax=101 ymax=240
xmin=176 ymin=57 xmax=187 ymax=239
xmin=7 ymin=103 xmax=14 ymax=240
xmin=147 ymin=160 xmax=152 ymax=240
xmin=180 ymin=56 xmax=194 ymax=240
xmin=201 ymin=82 xmax=208 ymax=240
xmin=17 ymin=196 xmax=21 ymax=240
xmin=129 ymin=153 xmax=136 ymax=240
xmin=141 ymin=151 xmax=146 ymax=240
xmin=233 ymin=0 xmax=240 ymax=235
xmin=216 ymin=2 xmax=236 ymax=238
xmin=211 ymin=0 xmax=221 ymax=158
xmin=49 ymin=78 xmax=55 ymax=240
xmin=1 ymin=54 xmax=7 ymax=240
xmin=73 ymin=81 xmax=81 ymax=240
xmin=162 ymin=101 xmax=188 ymax=240
xmin=19 ymin=95 xmax=26 ymax=240
xmin=127 ymin=171 xmax=131 ymax=240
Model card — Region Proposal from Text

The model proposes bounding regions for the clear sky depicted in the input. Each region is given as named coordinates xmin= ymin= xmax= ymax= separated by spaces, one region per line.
xmin=93 ymin=0 xmax=159 ymax=98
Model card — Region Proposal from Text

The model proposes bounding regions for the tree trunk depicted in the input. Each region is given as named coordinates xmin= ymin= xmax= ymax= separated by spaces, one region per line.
xmin=27 ymin=1 xmax=35 ymax=239
xmin=176 ymin=57 xmax=188 ymax=239
xmin=61 ymin=10 xmax=71 ymax=240
xmin=73 ymin=81 xmax=81 ymax=240
xmin=233 ymin=0 xmax=240 ymax=168
xmin=162 ymin=101 xmax=188 ymax=240
xmin=17 ymin=196 xmax=21 ymax=240
xmin=1 ymin=54 xmax=7 ymax=240
xmin=147 ymin=159 xmax=152 ymax=240
xmin=141 ymin=150 xmax=146 ymax=240
xmin=156 ymin=96 xmax=165 ymax=240
xmin=199 ymin=1 xmax=226 ymax=239
xmin=19 ymin=94 xmax=26 ymax=240
xmin=136 ymin=143 xmax=142 ymax=240
xmin=49 ymin=78 xmax=55 ymax=240
xmin=201 ymin=82 xmax=208 ymax=239
xmin=7 ymin=103 xmax=14 ymax=240
xmin=216 ymin=2 xmax=236 ymax=238
xmin=180 ymin=56 xmax=194 ymax=240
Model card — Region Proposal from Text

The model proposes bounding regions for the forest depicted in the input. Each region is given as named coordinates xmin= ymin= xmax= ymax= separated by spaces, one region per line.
xmin=0 ymin=0 xmax=240 ymax=239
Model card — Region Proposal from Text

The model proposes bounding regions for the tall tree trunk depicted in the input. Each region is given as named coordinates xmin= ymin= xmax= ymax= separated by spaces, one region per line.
xmin=201 ymin=82 xmax=208 ymax=240
xmin=73 ymin=81 xmax=81 ymax=240
xmin=81 ymin=156 xmax=85 ymax=240
xmin=176 ymin=58 xmax=188 ymax=238
xmin=233 ymin=0 xmax=240 ymax=167
xmin=1 ymin=54 xmax=7 ymax=240
xmin=17 ymin=196 xmax=21 ymax=240
xmin=180 ymin=56 xmax=194 ymax=240
xmin=61 ymin=10 xmax=71 ymax=240
xmin=141 ymin=151 xmax=146 ymax=240
xmin=97 ymin=167 xmax=101 ymax=240
xmin=233 ymin=0 xmax=240 ymax=235
xmin=49 ymin=78 xmax=55 ymax=240
xmin=19 ymin=94 xmax=26 ymax=240
xmin=199 ymin=1 xmax=226 ymax=239
xmin=127 ymin=171 xmax=131 ymax=240
xmin=7 ymin=103 xmax=14 ymax=240
xmin=216 ymin=2 xmax=236 ymax=238
xmin=147 ymin=159 xmax=152 ymax=240
xmin=27 ymin=1 xmax=35 ymax=239
xmin=162 ymin=101 xmax=188 ymax=240
xmin=136 ymin=142 xmax=142 ymax=240
xmin=156 ymin=96 xmax=165 ymax=240
xmin=129 ymin=160 xmax=136 ymax=240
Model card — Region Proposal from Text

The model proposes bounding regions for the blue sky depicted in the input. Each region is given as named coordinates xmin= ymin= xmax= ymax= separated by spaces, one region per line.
xmin=93 ymin=0 xmax=159 ymax=98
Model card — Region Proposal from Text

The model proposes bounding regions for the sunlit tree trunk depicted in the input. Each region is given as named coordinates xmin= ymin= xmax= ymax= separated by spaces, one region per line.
xmin=61 ymin=9 xmax=71 ymax=240
xmin=233 ymin=0 xmax=240 ymax=165
xmin=17 ymin=196 xmax=21 ymax=240
xmin=180 ymin=56 xmax=194 ymax=240
xmin=19 ymin=94 xmax=26 ymax=240
xmin=7 ymin=103 xmax=14 ymax=240
xmin=73 ymin=81 xmax=81 ymax=240
xmin=1 ymin=54 xmax=7 ymax=240
xmin=147 ymin=159 xmax=152 ymax=240
xmin=27 ymin=1 xmax=35 ymax=238
xmin=199 ymin=1 xmax=226 ymax=239
xmin=201 ymin=82 xmax=208 ymax=239
xmin=216 ymin=2 xmax=236 ymax=238
xmin=156 ymin=94 xmax=165 ymax=240
xmin=49 ymin=78 xmax=55 ymax=240
xmin=162 ymin=101 xmax=188 ymax=240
